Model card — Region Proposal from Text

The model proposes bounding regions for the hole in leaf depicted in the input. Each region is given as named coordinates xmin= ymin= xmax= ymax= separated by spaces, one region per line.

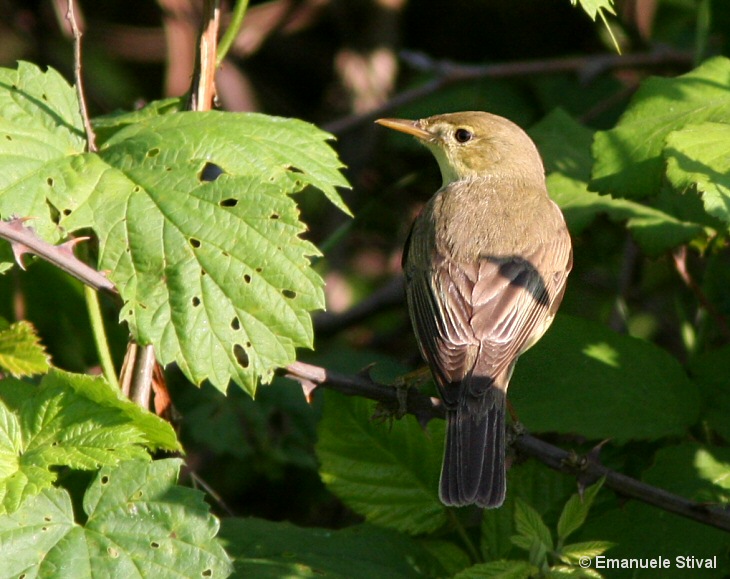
xmin=282 ymin=289 xmax=296 ymax=299
xmin=231 ymin=317 xmax=240 ymax=330
xmin=133 ymin=491 xmax=143 ymax=500
xmin=234 ymin=344 xmax=249 ymax=368
xmin=47 ymin=177 xmax=54 ymax=187
xmin=243 ymin=274 xmax=251 ymax=284
xmin=246 ymin=341 xmax=251 ymax=348
xmin=51 ymin=441 xmax=58 ymax=446
xmin=192 ymin=296 xmax=201 ymax=307
xmin=222 ymin=250 xmax=229 ymax=257
xmin=201 ymin=269 xmax=207 ymax=277
xmin=4 ymin=135 xmax=11 ymax=141
xmin=63 ymin=209 xmax=71 ymax=216
xmin=44 ymin=516 xmax=52 ymax=522
xmin=108 ymin=547 xmax=119 ymax=558
xmin=287 ymin=165 xmax=304 ymax=174
xmin=189 ymin=238 xmax=201 ymax=248
xmin=270 ymin=213 xmax=280 ymax=220
xmin=150 ymin=541 xmax=160 ymax=549
xmin=41 ymin=527 xmax=48 ymax=532
xmin=19 ymin=574 xmax=26 ymax=579
xmin=200 ymin=162 xmax=225 ymax=182
xmin=255 ymin=267 xmax=263 ymax=273
xmin=101 ymin=475 xmax=110 ymax=484
xmin=133 ymin=186 xmax=141 ymax=193
xmin=220 ymin=198 xmax=237 ymax=207
xmin=147 ymin=147 xmax=160 ymax=157
xmin=202 ymin=570 xmax=213 ymax=577
xmin=166 ymin=166 xmax=173 ymax=172
xmin=42 ymin=93 xmax=48 ymax=101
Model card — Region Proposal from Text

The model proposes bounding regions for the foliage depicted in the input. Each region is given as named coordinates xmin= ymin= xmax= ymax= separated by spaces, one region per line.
xmin=1 ymin=0 xmax=730 ymax=577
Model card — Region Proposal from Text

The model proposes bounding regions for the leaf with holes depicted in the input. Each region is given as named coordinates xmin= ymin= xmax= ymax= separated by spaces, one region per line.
xmin=0 ymin=61 xmax=94 ymax=245
xmin=0 ymin=369 xmax=180 ymax=515
xmin=60 ymin=110 xmax=350 ymax=394
xmin=0 ymin=459 xmax=232 ymax=578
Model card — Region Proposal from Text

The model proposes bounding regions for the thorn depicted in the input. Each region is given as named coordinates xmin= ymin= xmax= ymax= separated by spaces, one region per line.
xmin=357 ymin=363 xmax=377 ymax=379
xmin=58 ymin=236 xmax=90 ymax=257
xmin=11 ymin=242 xmax=33 ymax=270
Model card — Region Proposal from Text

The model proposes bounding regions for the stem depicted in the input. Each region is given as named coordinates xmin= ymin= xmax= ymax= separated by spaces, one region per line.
xmin=446 ymin=509 xmax=483 ymax=564
xmin=84 ymin=285 xmax=120 ymax=390
xmin=217 ymin=0 xmax=250 ymax=67
xmin=695 ymin=0 xmax=711 ymax=66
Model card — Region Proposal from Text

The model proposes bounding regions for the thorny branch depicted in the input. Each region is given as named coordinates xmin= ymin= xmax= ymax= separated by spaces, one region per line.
xmin=3 ymin=213 xmax=730 ymax=532
xmin=285 ymin=360 xmax=730 ymax=534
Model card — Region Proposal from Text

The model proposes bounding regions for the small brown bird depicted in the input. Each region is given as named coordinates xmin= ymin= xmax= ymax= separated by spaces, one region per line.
xmin=376 ymin=112 xmax=572 ymax=508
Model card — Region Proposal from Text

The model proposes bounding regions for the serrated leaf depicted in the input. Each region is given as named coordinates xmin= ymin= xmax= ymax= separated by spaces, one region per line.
xmin=558 ymin=541 xmax=615 ymax=564
xmin=0 ymin=61 xmax=351 ymax=394
xmin=64 ymin=111 xmax=350 ymax=394
xmin=0 ymin=61 xmax=87 ymax=242
xmin=557 ymin=479 xmax=604 ymax=543
xmin=665 ymin=122 xmax=730 ymax=226
xmin=0 ymin=371 xmax=158 ymax=514
xmin=316 ymin=390 xmax=446 ymax=535
xmin=591 ymin=57 xmax=730 ymax=199
xmin=513 ymin=499 xmax=553 ymax=552
xmin=0 ymin=459 xmax=232 ymax=578
xmin=531 ymin=109 xmax=706 ymax=254
xmin=41 ymin=369 xmax=179 ymax=452
xmin=0 ymin=320 xmax=50 ymax=377
xmin=219 ymin=518 xmax=443 ymax=578
xmin=510 ymin=315 xmax=700 ymax=441
xmin=453 ymin=560 xmax=537 ymax=579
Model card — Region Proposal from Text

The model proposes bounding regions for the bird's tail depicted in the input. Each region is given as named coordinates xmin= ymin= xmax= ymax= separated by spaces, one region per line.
xmin=439 ymin=390 xmax=506 ymax=508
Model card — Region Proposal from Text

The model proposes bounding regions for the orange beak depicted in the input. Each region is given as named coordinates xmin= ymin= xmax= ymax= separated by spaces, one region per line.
xmin=375 ymin=118 xmax=431 ymax=140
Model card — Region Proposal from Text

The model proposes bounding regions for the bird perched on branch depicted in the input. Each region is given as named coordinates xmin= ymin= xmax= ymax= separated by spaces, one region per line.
xmin=376 ymin=112 xmax=572 ymax=508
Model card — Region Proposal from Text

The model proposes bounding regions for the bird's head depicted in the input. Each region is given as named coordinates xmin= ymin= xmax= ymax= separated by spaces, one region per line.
xmin=376 ymin=112 xmax=544 ymax=187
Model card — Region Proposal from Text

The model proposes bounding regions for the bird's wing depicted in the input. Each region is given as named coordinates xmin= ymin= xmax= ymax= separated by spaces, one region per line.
xmin=406 ymin=235 xmax=571 ymax=406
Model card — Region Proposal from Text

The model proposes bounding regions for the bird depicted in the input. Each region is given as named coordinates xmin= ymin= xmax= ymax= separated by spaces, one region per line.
xmin=376 ymin=112 xmax=572 ymax=508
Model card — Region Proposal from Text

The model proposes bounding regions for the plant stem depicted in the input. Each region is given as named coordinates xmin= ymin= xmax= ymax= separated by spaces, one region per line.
xmin=217 ymin=0 xmax=249 ymax=67
xmin=695 ymin=0 xmax=711 ymax=65
xmin=446 ymin=509 xmax=483 ymax=564
xmin=84 ymin=285 xmax=120 ymax=390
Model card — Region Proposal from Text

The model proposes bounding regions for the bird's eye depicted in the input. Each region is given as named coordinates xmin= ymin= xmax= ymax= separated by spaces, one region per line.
xmin=454 ymin=128 xmax=473 ymax=143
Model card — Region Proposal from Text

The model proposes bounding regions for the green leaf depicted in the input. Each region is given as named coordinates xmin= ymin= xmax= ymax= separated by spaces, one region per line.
xmin=316 ymin=390 xmax=446 ymax=535
xmin=0 ymin=61 xmax=351 ymax=394
xmin=557 ymin=479 xmax=604 ymax=543
xmin=453 ymin=560 xmax=537 ymax=579
xmin=481 ymin=460 xmax=576 ymax=562
xmin=219 ymin=518 xmax=443 ymax=578
xmin=0 ymin=459 xmax=232 ymax=578
xmin=513 ymin=499 xmax=554 ymax=553
xmin=531 ymin=109 xmax=706 ymax=254
xmin=558 ymin=541 xmax=614 ymax=564
xmin=91 ymin=97 xmax=184 ymax=145
xmin=510 ymin=315 xmax=700 ymax=441
xmin=0 ymin=62 xmax=86 ymax=243
xmin=41 ymin=369 xmax=180 ymax=452
xmin=665 ymin=122 xmax=730 ymax=226
xmin=0 ymin=370 xmax=162 ymax=514
xmin=689 ymin=344 xmax=730 ymax=441
xmin=67 ymin=111 xmax=349 ymax=394
xmin=0 ymin=320 xmax=50 ymax=377
xmin=591 ymin=57 xmax=730 ymax=199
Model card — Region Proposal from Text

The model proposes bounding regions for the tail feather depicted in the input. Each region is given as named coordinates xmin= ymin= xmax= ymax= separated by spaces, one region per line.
xmin=439 ymin=393 xmax=506 ymax=508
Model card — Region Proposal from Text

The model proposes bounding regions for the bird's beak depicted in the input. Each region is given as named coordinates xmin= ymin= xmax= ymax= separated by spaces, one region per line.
xmin=375 ymin=118 xmax=431 ymax=140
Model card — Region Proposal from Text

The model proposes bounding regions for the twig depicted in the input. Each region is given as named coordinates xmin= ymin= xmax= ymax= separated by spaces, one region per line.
xmin=65 ymin=0 xmax=97 ymax=152
xmin=314 ymin=276 xmax=405 ymax=335
xmin=673 ymin=245 xmax=730 ymax=339
xmin=323 ymin=48 xmax=694 ymax=136
xmin=283 ymin=360 xmax=730 ymax=533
